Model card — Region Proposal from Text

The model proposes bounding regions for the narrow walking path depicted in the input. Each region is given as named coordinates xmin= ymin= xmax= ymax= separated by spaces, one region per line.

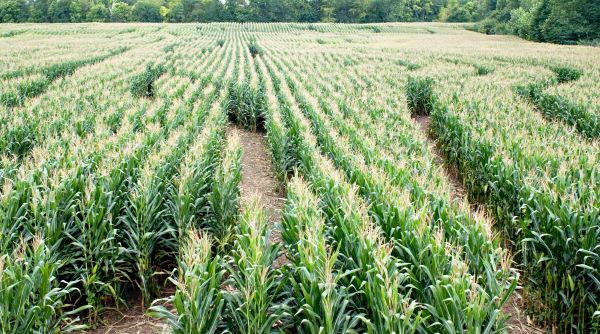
xmin=413 ymin=114 xmax=543 ymax=334
xmin=84 ymin=287 xmax=172 ymax=334
xmin=231 ymin=124 xmax=287 ymax=267
xmin=87 ymin=125 xmax=286 ymax=333
xmin=413 ymin=115 xmax=466 ymax=201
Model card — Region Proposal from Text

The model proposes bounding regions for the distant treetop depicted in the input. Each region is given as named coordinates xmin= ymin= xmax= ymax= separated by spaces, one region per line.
xmin=0 ymin=0 xmax=597 ymax=44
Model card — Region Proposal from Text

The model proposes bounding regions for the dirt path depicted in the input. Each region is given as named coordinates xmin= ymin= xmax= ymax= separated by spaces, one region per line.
xmin=85 ymin=307 xmax=166 ymax=334
xmin=231 ymin=125 xmax=287 ymax=267
xmin=87 ymin=125 xmax=286 ymax=333
xmin=84 ymin=286 xmax=174 ymax=334
xmin=413 ymin=115 xmax=466 ymax=201
xmin=413 ymin=115 xmax=544 ymax=334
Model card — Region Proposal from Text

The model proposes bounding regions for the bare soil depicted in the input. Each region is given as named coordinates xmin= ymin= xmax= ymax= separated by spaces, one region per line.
xmin=83 ymin=123 xmax=304 ymax=333
xmin=413 ymin=115 xmax=466 ymax=201
xmin=412 ymin=114 xmax=545 ymax=334
xmin=503 ymin=293 xmax=546 ymax=334
xmin=230 ymin=124 xmax=287 ymax=267
xmin=84 ymin=286 xmax=174 ymax=334
xmin=85 ymin=306 xmax=167 ymax=334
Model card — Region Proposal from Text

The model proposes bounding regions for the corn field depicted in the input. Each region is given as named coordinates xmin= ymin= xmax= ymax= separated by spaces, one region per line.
xmin=0 ymin=23 xmax=598 ymax=333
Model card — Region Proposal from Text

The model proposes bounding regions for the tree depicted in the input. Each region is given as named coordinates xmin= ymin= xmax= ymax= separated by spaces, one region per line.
xmin=442 ymin=0 xmax=475 ymax=22
xmin=48 ymin=0 xmax=73 ymax=22
xmin=366 ymin=0 xmax=393 ymax=22
xmin=132 ymin=0 xmax=162 ymax=21
xmin=202 ymin=0 xmax=225 ymax=21
xmin=28 ymin=0 xmax=50 ymax=22
xmin=330 ymin=0 xmax=366 ymax=23
xmin=171 ymin=0 xmax=187 ymax=22
xmin=295 ymin=0 xmax=320 ymax=21
xmin=111 ymin=2 xmax=132 ymax=21
xmin=87 ymin=3 xmax=109 ymax=21
xmin=540 ymin=0 xmax=595 ymax=43
xmin=246 ymin=0 xmax=299 ymax=22
xmin=0 ymin=0 xmax=29 ymax=22
xmin=409 ymin=0 xmax=435 ymax=21
xmin=507 ymin=6 xmax=533 ymax=38
xmin=69 ymin=0 xmax=90 ymax=22
xmin=6 ymin=0 xmax=600 ymax=42
xmin=529 ymin=0 xmax=551 ymax=41
xmin=223 ymin=0 xmax=244 ymax=21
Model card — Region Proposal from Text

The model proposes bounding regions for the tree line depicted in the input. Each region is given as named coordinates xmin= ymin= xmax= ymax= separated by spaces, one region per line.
xmin=471 ymin=0 xmax=599 ymax=44
xmin=0 ymin=0 xmax=598 ymax=44
xmin=0 ymin=0 xmax=452 ymax=23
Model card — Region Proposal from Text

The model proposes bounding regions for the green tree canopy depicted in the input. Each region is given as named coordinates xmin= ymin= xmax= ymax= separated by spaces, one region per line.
xmin=0 ymin=0 xmax=29 ymax=22
xmin=111 ymin=2 xmax=132 ymax=22
xmin=132 ymin=0 xmax=162 ymax=21
xmin=48 ymin=0 xmax=73 ymax=22
xmin=1 ymin=0 xmax=597 ymax=44
xmin=474 ymin=0 xmax=600 ymax=44
xmin=69 ymin=0 xmax=90 ymax=22
xmin=87 ymin=3 xmax=109 ymax=22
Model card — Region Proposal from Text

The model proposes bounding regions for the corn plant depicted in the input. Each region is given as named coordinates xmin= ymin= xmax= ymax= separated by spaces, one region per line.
xmin=3 ymin=21 xmax=600 ymax=334
xmin=431 ymin=78 xmax=600 ymax=331
xmin=66 ymin=177 xmax=125 ymax=323
xmin=42 ymin=47 xmax=129 ymax=82
xmin=208 ymin=130 xmax=242 ymax=250
xmin=475 ymin=65 xmax=493 ymax=75
xmin=169 ymin=130 xmax=221 ymax=240
xmin=58 ymin=128 xmax=161 ymax=321
xmin=121 ymin=129 xmax=196 ymax=306
xmin=0 ymin=47 xmax=129 ymax=108
xmin=149 ymin=229 xmax=225 ymax=334
xmin=248 ymin=41 xmax=262 ymax=58
xmin=405 ymin=76 xmax=436 ymax=116
xmin=396 ymin=59 xmax=421 ymax=71
xmin=314 ymin=176 xmax=425 ymax=333
xmin=226 ymin=80 xmax=267 ymax=131
xmin=0 ymin=176 xmax=37 ymax=255
xmin=0 ymin=121 xmax=36 ymax=159
xmin=282 ymin=176 xmax=365 ymax=334
xmin=266 ymin=56 xmax=422 ymax=332
xmin=223 ymin=197 xmax=286 ymax=334
xmin=515 ymin=81 xmax=599 ymax=138
xmin=0 ymin=29 xmax=26 ymax=39
xmin=264 ymin=51 xmax=517 ymax=333
xmin=121 ymin=166 xmax=175 ymax=307
xmin=0 ymin=77 xmax=49 ymax=108
xmin=129 ymin=62 xmax=167 ymax=98
xmin=0 ymin=236 xmax=89 ymax=333
xmin=252 ymin=61 xmax=295 ymax=181
xmin=119 ymin=88 xmax=226 ymax=308
xmin=550 ymin=65 xmax=582 ymax=84
xmin=288 ymin=51 xmax=513 ymax=290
